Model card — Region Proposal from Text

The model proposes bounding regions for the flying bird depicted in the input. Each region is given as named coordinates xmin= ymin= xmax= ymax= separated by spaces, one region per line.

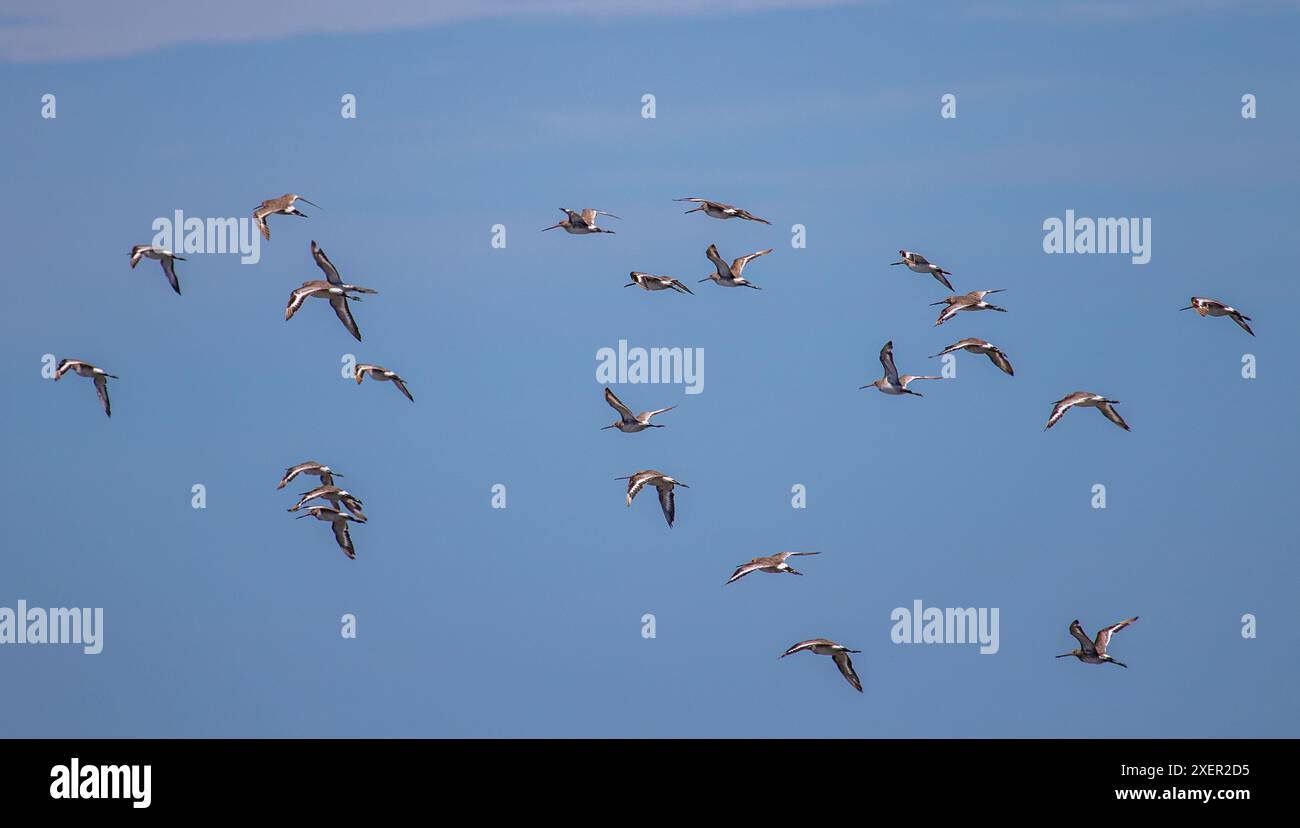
xmin=862 ymin=341 xmax=942 ymax=396
xmin=674 ymin=197 xmax=770 ymax=224
xmin=283 ymin=244 xmax=377 ymax=341
xmin=930 ymin=338 xmax=1014 ymax=376
xmin=278 ymin=461 xmax=341 ymax=490
xmin=129 ymin=245 xmax=186 ymax=295
xmin=932 ymin=290 xmax=1008 ymax=326
xmin=625 ymin=272 xmax=694 ymax=294
xmin=601 ymin=387 xmax=675 ymax=433
xmin=779 ymin=639 xmax=863 ymax=693
xmin=53 ymin=359 xmax=117 ymax=418
xmin=295 ymin=505 xmax=362 ymax=560
xmin=700 ymin=243 xmax=771 ymax=290
xmin=1056 ymin=617 xmax=1139 ymax=668
xmin=724 ymin=552 xmax=820 ymax=586
xmin=616 ymin=470 xmax=688 ymax=528
xmin=1045 ymin=391 xmax=1129 ymax=432
xmin=253 ymin=194 xmax=319 ymax=240
xmin=890 ymin=250 xmax=954 ymax=291
xmin=1180 ymin=296 xmax=1254 ymax=336
xmin=287 ymin=485 xmax=367 ymax=521
xmin=355 ymin=364 xmax=414 ymax=402
xmin=542 ymin=208 xmax=620 ymax=235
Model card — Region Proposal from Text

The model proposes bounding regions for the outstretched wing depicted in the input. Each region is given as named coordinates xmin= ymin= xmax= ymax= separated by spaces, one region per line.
xmin=987 ymin=348 xmax=1014 ymax=376
xmin=780 ymin=639 xmax=829 ymax=658
xmin=724 ymin=561 xmax=766 ymax=586
xmin=734 ymin=207 xmax=771 ymax=225
xmin=329 ymin=295 xmax=363 ymax=342
xmin=312 ymin=241 xmax=342 ymax=285
xmin=1069 ymin=620 xmax=1096 ymax=654
xmin=878 ymin=341 xmax=900 ymax=385
xmin=252 ymin=205 xmax=274 ymax=240
xmin=390 ymin=375 xmax=415 ymax=403
xmin=604 ymin=387 xmax=636 ymax=422
xmin=285 ymin=285 xmax=317 ymax=320
xmin=93 ymin=374 xmax=112 ymax=418
xmin=657 ymin=485 xmax=676 ymax=528
xmin=1229 ymin=312 xmax=1255 ymax=336
xmin=159 ymin=255 xmax=181 ymax=295
xmin=332 ymin=520 xmax=357 ymax=560
xmin=705 ymin=243 xmax=729 ymax=277
xmin=626 ymin=470 xmax=658 ymax=504
xmin=1094 ymin=617 xmax=1138 ymax=655
xmin=1097 ymin=401 xmax=1130 ymax=431
xmin=731 ymin=248 xmax=773 ymax=275
xmin=935 ymin=299 xmax=972 ymax=326
xmin=778 ymin=551 xmax=821 ymax=561
xmin=1045 ymin=392 xmax=1086 ymax=430
xmin=833 ymin=651 xmax=863 ymax=692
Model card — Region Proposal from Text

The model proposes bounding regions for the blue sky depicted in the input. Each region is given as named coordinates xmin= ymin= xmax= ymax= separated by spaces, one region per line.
xmin=1 ymin=0 xmax=1297 ymax=737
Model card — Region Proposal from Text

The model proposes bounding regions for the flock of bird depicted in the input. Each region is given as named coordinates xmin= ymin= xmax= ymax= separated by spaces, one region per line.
xmin=46 ymin=189 xmax=1256 ymax=693
xmin=278 ymin=460 xmax=367 ymax=560
xmin=571 ymin=198 xmax=1245 ymax=691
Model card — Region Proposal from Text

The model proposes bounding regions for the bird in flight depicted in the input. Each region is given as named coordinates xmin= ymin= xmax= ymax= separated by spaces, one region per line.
xmin=724 ymin=552 xmax=820 ymax=586
xmin=355 ymin=364 xmax=414 ymax=402
xmin=673 ymin=197 xmax=770 ymax=224
xmin=1056 ymin=617 xmax=1139 ymax=668
xmin=253 ymin=193 xmax=319 ymax=240
xmin=890 ymin=249 xmax=954 ymax=291
xmin=601 ymin=387 xmax=675 ymax=433
xmin=932 ymin=290 xmax=1008 ymax=326
xmin=295 ymin=505 xmax=362 ymax=560
xmin=542 ymin=208 xmax=620 ymax=235
xmin=287 ymin=485 xmax=367 ymax=521
xmin=625 ymin=271 xmax=694 ymax=295
xmin=862 ymin=341 xmax=942 ymax=397
xmin=930 ymin=338 xmax=1014 ymax=376
xmin=129 ymin=245 xmax=186 ymax=295
xmin=616 ymin=470 xmax=689 ymax=528
xmin=700 ymin=243 xmax=771 ymax=290
xmin=780 ymin=639 xmax=863 ymax=693
xmin=53 ymin=359 xmax=118 ymax=418
xmin=1045 ymin=391 xmax=1129 ymax=432
xmin=284 ymin=241 xmax=378 ymax=342
xmin=1180 ymin=296 xmax=1254 ymax=336
xmin=277 ymin=461 xmax=341 ymax=490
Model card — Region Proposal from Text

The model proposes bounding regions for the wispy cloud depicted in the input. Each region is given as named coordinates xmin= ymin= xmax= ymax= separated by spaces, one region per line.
xmin=0 ymin=0 xmax=864 ymax=62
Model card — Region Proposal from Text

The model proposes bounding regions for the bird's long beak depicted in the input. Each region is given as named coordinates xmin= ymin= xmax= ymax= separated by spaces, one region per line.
xmin=541 ymin=224 xmax=562 ymax=231
xmin=623 ymin=283 xmax=634 ymax=287
xmin=1179 ymin=305 xmax=1194 ymax=311
xmin=889 ymin=261 xmax=903 ymax=266
xmin=1055 ymin=653 xmax=1073 ymax=658
xmin=676 ymin=482 xmax=690 ymax=488
xmin=697 ymin=278 xmax=710 ymax=282
xmin=294 ymin=513 xmax=311 ymax=519
xmin=600 ymin=424 xmax=616 ymax=430
xmin=298 ymin=198 xmax=321 ymax=209
xmin=929 ymin=299 xmax=946 ymax=306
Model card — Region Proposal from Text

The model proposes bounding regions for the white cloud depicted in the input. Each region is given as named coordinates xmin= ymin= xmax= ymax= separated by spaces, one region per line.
xmin=0 ymin=0 xmax=863 ymax=62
